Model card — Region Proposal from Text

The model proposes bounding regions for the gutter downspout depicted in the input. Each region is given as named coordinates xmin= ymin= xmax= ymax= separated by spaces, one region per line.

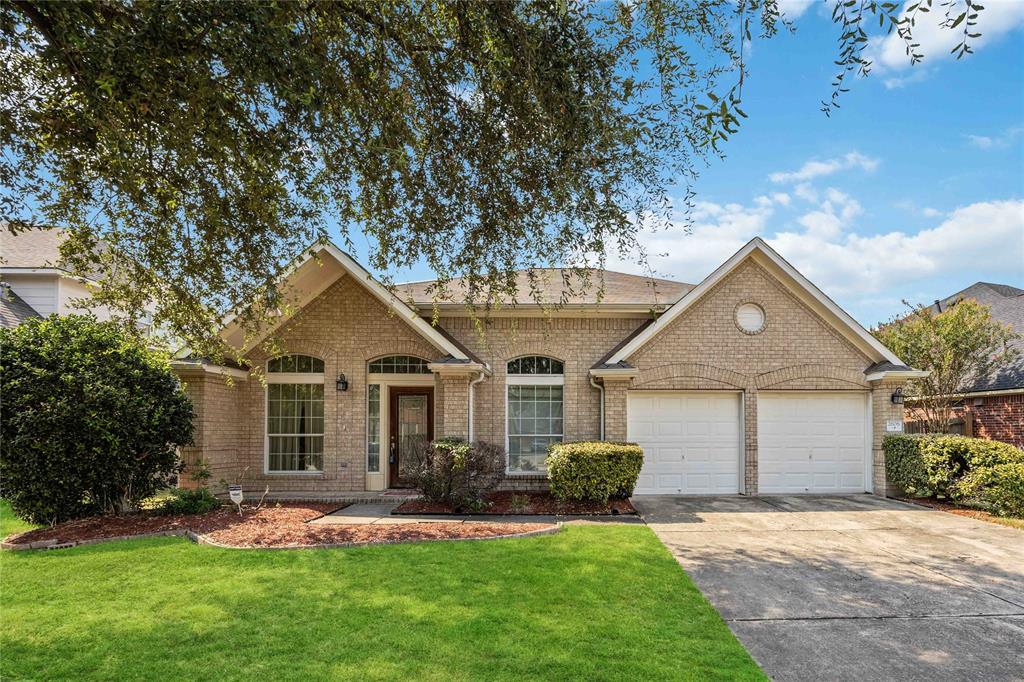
xmin=468 ymin=367 xmax=488 ymax=442
xmin=590 ymin=376 xmax=605 ymax=441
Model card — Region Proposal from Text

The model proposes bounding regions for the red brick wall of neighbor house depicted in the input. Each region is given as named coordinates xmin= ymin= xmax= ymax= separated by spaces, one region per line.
xmin=967 ymin=394 xmax=1024 ymax=448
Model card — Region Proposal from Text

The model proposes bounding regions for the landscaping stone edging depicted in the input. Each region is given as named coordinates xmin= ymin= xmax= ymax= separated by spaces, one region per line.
xmin=2 ymin=523 xmax=562 ymax=552
xmin=1 ymin=529 xmax=188 ymax=551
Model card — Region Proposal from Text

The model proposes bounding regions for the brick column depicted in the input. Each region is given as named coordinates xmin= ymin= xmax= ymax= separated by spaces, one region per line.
xmin=870 ymin=379 xmax=905 ymax=496
xmin=602 ymin=378 xmax=632 ymax=442
xmin=743 ymin=388 xmax=758 ymax=495
xmin=439 ymin=375 xmax=471 ymax=439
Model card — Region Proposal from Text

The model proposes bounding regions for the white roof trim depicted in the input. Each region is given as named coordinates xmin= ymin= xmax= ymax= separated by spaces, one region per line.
xmin=606 ymin=237 xmax=904 ymax=366
xmin=865 ymin=369 xmax=931 ymax=381
xmin=219 ymin=242 xmax=469 ymax=361
xmin=170 ymin=360 xmax=250 ymax=380
xmin=589 ymin=367 xmax=640 ymax=379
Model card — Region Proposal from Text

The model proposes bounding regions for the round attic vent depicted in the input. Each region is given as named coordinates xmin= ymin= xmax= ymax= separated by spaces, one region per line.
xmin=736 ymin=303 xmax=766 ymax=334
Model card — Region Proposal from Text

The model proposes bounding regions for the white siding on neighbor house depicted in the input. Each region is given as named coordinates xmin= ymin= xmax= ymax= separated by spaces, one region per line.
xmin=2 ymin=274 xmax=59 ymax=316
xmin=58 ymin=278 xmax=115 ymax=321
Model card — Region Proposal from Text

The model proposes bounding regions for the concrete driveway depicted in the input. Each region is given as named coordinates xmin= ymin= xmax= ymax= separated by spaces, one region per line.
xmin=632 ymin=495 xmax=1024 ymax=681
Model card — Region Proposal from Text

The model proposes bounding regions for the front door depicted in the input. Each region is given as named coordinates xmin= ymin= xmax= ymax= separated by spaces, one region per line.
xmin=388 ymin=387 xmax=434 ymax=487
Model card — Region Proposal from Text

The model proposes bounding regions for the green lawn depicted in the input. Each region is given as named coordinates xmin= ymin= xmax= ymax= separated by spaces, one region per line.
xmin=1 ymin=522 xmax=763 ymax=681
xmin=0 ymin=499 xmax=36 ymax=539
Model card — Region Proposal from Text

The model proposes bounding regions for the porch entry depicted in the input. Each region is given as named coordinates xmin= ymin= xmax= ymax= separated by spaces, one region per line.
xmin=388 ymin=387 xmax=434 ymax=487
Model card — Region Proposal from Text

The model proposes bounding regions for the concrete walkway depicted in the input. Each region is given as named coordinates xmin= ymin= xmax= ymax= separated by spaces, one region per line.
xmin=632 ymin=495 xmax=1024 ymax=682
xmin=309 ymin=502 xmax=643 ymax=526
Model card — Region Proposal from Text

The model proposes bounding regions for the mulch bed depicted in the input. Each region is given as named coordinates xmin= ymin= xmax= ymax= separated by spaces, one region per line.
xmin=895 ymin=496 xmax=1019 ymax=527
xmin=394 ymin=490 xmax=637 ymax=516
xmin=2 ymin=503 xmax=555 ymax=550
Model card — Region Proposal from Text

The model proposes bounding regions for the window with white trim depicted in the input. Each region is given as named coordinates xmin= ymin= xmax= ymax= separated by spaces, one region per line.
xmin=367 ymin=384 xmax=381 ymax=473
xmin=266 ymin=355 xmax=325 ymax=473
xmin=507 ymin=356 xmax=564 ymax=473
xmin=368 ymin=355 xmax=430 ymax=374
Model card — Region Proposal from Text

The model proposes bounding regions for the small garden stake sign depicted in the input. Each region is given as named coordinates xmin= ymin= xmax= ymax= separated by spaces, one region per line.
xmin=228 ymin=485 xmax=244 ymax=516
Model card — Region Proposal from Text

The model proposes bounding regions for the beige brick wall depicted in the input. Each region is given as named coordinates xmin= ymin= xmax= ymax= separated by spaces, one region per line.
xmin=176 ymin=370 xmax=246 ymax=489
xmin=871 ymin=380 xmax=905 ymax=496
xmin=440 ymin=316 xmax=650 ymax=447
xmin=178 ymin=256 xmax=907 ymax=497
xmin=180 ymin=273 xmax=449 ymax=493
xmin=613 ymin=259 xmax=879 ymax=493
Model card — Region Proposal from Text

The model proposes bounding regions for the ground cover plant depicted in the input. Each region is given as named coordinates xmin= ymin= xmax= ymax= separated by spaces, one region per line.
xmin=0 ymin=524 xmax=764 ymax=681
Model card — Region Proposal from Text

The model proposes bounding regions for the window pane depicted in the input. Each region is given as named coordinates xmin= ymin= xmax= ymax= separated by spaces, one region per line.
xmin=268 ymin=383 xmax=324 ymax=471
xmin=367 ymin=384 xmax=380 ymax=472
xmin=507 ymin=382 xmax=564 ymax=473
xmin=507 ymin=356 xmax=564 ymax=375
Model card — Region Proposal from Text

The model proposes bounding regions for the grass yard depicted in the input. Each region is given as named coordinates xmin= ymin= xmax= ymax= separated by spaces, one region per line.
xmin=1 ymin=519 xmax=763 ymax=681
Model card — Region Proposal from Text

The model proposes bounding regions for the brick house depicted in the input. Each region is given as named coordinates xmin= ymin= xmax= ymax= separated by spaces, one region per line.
xmin=173 ymin=238 xmax=925 ymax=497
xmin=911 ymin=282 xmax=1024 ymax=448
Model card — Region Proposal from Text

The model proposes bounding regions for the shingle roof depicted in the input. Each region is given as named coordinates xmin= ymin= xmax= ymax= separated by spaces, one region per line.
xmin=930 ymin=282 xmax=1024 ymax=393
xmin=0 ymin=283 xmax=40 ymax=328
xmin=0 ymin=227 xmax=68 ymax=270
xmin=396 ymin=268 xmax=692 ymax=307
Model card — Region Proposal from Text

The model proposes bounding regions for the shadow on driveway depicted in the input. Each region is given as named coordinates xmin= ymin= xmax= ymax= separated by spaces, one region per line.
xmin=632 ymin=494 xmax=1024 ymax=682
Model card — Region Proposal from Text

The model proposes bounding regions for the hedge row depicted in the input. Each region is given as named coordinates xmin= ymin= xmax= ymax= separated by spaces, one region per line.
xmin=884 ymin=434 xmax=1024 ymax=518
xmin=547 ymin=441 xmax=644 ymax=503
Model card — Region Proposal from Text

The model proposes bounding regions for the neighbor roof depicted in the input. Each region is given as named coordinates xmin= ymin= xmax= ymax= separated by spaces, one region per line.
xmin=0 ymin=283 xmax=40 ymax=328
xmin=396 ymin=269 xmax=692 ymax=308
xmin=932 ymin=282 xmax=1024 ymax=393
xmin=1 ymin=227 xmax=67 ymax=270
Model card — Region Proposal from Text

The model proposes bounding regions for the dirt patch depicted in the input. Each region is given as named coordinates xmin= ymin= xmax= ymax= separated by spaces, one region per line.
xmin=395 ymin=491 xmax=637 ymax=516
xmin=2 ymin=503 xmax=556 ymax=550
xmin=895 ymin=496 xmax=1024 ymax=530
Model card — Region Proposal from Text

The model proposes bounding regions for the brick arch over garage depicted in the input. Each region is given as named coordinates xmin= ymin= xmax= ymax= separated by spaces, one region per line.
xmin=756 ymin=364 xmax=868 ymax=390
xmin=634 ymin=363 xmax=750 ymax=390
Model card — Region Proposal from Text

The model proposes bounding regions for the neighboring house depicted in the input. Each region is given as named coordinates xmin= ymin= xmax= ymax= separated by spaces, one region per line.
xmin=0 ymin=228 xmax=121 ymax=327
xmin=914 ymin=282 xmax=1024 ymax=448
xmin=172 ymin=237 xmax=924 ymax=497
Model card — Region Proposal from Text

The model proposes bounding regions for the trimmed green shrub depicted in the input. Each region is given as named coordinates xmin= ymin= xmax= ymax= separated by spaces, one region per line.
xmin=883 ymin=435 xmax=930 ymax=496
xmin=410 ymin=438 xmax=504 ymax=510
xmin=979 ymin=463 xmax=1024 ymax=518
xmin=154 ymin=488 xmax=221 ymax=516
xmin=546 ymin=441 xmax=644 ymax=503
xmin=880 ymin=432 xmax=1024 ymax=501
xmin=0 ymin=315 xmax=194 ymax=524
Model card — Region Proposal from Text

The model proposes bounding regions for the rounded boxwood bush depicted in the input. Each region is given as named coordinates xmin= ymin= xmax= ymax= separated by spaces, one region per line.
xmin=546 ymin=441 xmax=644 ymax=503
xmin=0 ymin=315 xmax=194 ymax=525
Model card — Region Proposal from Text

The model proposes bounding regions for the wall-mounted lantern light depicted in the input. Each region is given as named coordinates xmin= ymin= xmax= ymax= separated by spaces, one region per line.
xmin=891 ymin=387 xmax=904 ymax=405
xmin=336 ymin=373 xmax=349 ymax=392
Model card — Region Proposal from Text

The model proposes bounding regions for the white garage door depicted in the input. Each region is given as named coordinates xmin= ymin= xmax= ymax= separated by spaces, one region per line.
xmin=627 ymin=392 xmax=741 ymax=495
xmin=757 ymin=392 xmax=869 ymax=494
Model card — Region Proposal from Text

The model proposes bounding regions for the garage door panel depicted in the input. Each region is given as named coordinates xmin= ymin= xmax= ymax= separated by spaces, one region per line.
xmin=758 ymin=393 xmax=868 ymax=494
xmin=628 ymin=392 xmax=741 ymax=495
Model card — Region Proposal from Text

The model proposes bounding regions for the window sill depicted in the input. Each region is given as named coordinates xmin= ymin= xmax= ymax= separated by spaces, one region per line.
xmin=265 ymin=471 xmax=325 ymax=476
xmin=505 ymin=471 xmax=548 ymax=478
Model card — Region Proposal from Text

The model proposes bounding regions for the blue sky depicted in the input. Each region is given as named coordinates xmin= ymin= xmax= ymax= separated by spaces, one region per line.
xmin=352 ymin=1 xmax=1024 ymax=327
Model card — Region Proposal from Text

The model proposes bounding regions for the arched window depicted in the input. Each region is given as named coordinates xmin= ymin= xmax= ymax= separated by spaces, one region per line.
xmin=368 ymin=355 xmax=431 ymax=374
xmin=266 ymin=355 xmax=324 ymax=473
xmin=507 ymin=356 xmax=564 ymax=375
xmin=506 ymin=356 xmax=564 ymax=474
xmin=268 ymin=354 xmax=324 ymax=373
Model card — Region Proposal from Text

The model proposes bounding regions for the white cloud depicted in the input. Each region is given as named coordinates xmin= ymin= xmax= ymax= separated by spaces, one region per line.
xmin=921 ymin=207 xmax=943 ymax=218
xmin=777 ymin=0 xmax=815 ymax=19
xmin=608 ymin=197 xmax=1024 ymax=320
xmin=966 ymin=126 xmax=1023 ymax=150
xmin=870 ymin=1 xmax=1024 ymax=72
xmin=769 ymin=151 xmax=880 ymax=183
xmin=882 ymin=68 xmax=933 ymax=90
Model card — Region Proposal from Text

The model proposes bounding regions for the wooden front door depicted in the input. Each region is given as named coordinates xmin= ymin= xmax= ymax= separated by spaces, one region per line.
xmin=388 ymin=387 xmax=434 ymax=487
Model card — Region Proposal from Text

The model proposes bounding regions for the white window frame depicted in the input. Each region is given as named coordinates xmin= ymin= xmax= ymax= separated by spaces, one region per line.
xmin=265 ymin=358 xmax=326 ymax=476
xmin=505 ymin=359 xmax=565 ymax=476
